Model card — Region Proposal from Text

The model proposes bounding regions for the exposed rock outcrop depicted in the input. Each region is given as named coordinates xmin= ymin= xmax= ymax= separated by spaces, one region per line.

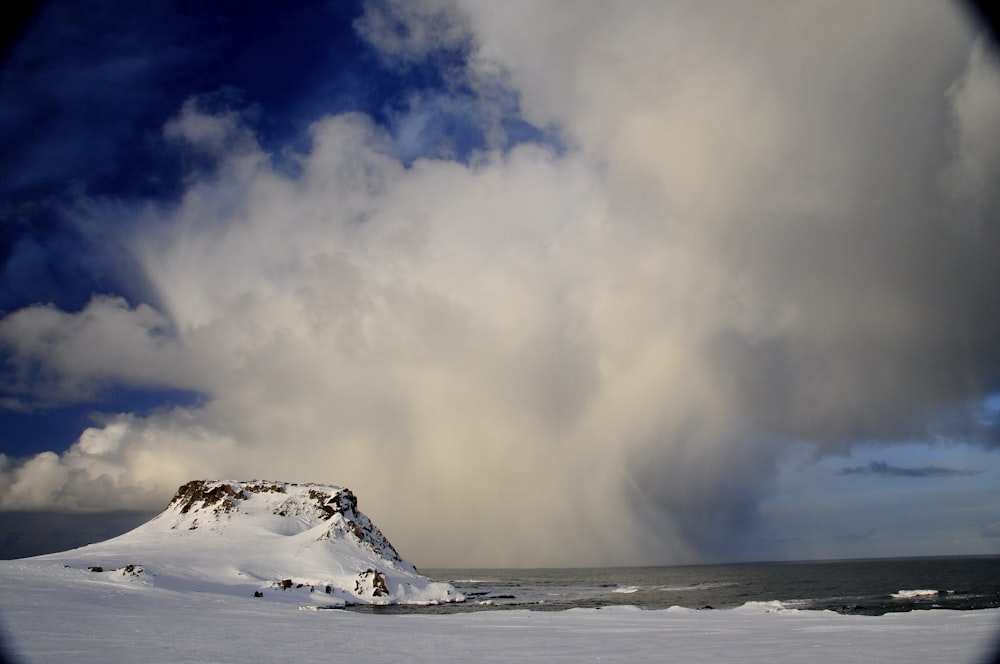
xmin=59 ymin=479 xmax=464 ymax=607
xmin=158 ymin=480 xmax=408 ymax=570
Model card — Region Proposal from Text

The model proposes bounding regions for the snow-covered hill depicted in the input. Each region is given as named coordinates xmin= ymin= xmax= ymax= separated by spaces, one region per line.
xmin=23 ymin=479 xmax=464 ymax=607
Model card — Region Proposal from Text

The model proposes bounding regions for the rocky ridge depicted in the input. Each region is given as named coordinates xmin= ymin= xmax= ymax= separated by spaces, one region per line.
xmin=160 ymin=479 xmax=411 ymax=572
xmin=32 ymin=479 xmax=462 ymax=607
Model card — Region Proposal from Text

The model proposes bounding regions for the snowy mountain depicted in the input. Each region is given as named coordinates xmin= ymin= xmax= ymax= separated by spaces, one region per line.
xmin=24 ymin=479 xmax=463 ymax=607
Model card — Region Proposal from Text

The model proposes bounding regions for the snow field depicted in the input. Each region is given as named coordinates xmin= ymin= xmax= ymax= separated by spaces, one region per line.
xmin=2 ymin=561 xmax=998 ymax=664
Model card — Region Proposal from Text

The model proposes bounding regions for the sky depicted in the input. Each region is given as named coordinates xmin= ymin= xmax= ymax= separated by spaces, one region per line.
xmin=0 ymin=0 xmax=999 ymax=567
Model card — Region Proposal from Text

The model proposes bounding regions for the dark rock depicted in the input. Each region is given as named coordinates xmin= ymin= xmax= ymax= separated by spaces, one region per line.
xmin=355 ymin=568 xmax=389 ymax=597
xmin=244 ymin=482 xmax=286 ymax=494
xmin=169 ymin=480 xmax=251 ymax=515
xmin=347 ymin=520 xmax=367 ymax=541
xmin=328 ymin=489 xmax=358 ymax=516
xmin=88 ymin=566 xmax=103 ymax=573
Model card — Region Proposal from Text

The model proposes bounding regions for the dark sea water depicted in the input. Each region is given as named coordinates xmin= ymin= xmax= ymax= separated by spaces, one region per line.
xmin=358 ymin=555 xmax=1000 ymax=615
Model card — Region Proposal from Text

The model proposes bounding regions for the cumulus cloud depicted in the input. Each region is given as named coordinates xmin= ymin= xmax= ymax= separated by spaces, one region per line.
xmin=1 ymin=1 xmax=999 ymax=565
xmin=0 ymin=296 xmax=191 ymax=404
xmin=0 ymin=413 xmax=239 ymax=511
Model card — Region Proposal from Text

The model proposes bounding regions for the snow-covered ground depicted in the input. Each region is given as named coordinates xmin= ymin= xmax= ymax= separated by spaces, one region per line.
xmin=1 ymin=559 xmax=998 ymax=664
xmin=1 ymin=480 xmax=997 ymax=662
xmin=10 ymin=480 xmax=462 ymax=608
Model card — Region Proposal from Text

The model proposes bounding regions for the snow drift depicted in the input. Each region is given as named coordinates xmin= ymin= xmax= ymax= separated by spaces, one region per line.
xmin=26 ymin=479 xmax=464 ymax=607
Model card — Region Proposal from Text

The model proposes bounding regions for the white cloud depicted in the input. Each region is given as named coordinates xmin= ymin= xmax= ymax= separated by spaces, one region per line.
xmin=354 ymin=0 xmax=472 ymax=69
xmin=1 ymin=3 xmax=998 ymax=565
xmin=0 ymin=413 xmax=239 ymax=512
xmin=0 ymin=296 xmax=191 ymax=403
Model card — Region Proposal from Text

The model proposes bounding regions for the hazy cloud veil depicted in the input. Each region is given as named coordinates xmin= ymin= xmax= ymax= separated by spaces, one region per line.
xmin=1 ymin=1 xmax=999 ymax=565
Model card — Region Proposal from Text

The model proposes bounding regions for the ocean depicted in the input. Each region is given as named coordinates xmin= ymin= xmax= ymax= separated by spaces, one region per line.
xmin=353 ymin=555 xmax=1000 ymax=615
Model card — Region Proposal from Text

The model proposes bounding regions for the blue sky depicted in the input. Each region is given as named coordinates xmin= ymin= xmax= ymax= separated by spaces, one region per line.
xmin=1 ymin=0 xmax=999 ymax=566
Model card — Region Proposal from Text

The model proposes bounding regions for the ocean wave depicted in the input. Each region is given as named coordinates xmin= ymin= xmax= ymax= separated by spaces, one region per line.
xmin=732 ymin=600 xmax=792 ymax=613
xmin=613 ymin=585 xmax=640 ymax=594
xmin=658 ymin=582 xmax=739 ymax=592
xmin=891 ymin=589 xmax=940 ymax=599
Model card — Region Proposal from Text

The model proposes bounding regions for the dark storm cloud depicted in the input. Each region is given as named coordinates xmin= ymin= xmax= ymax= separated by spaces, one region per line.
xmin=0 ymin=510 xmax=156 ymax=559
xmin=838 ymin=461 xmax=983 ymax=478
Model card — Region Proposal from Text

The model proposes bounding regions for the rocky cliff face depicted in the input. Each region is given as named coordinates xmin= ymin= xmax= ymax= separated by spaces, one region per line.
xmin=160 ymin=480 xmax=411 ymax=572
xmin=35 ymin=479 xmax=461 ymax=607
